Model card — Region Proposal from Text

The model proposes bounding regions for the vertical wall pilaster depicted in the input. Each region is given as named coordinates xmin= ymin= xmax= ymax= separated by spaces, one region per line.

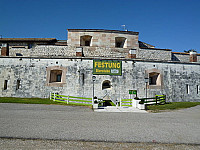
xmin=76 ymin=47 xmax=83 ymax=57
xmin=1 ymin=43 xmax=9 ymax=56
xmin=128 ymin=49 xmax=136 ymax=58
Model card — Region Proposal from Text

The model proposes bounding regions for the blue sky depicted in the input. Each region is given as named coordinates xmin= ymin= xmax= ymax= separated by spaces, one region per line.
xmin=1 ymin=0 xmax=200 ymax=53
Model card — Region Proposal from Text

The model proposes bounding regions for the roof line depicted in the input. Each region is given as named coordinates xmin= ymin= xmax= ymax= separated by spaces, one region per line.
xmin=67 ymin=29 xmax=139 ymax=35
xmin=140 ymin=47 xmax=171 ymax=51
xmin=172 ymin=52 xmax=200 ymax=55
xmin=0 ymin=38 xmax=57 ymax=42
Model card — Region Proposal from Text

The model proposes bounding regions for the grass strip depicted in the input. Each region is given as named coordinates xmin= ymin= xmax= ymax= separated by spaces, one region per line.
xmin=147 ymin=102 xmax=200 ymax=112
xmin=0 ymin=97 xmax=61 ymax=105
xmin=0 ymin=97 xmax=92 ymax=107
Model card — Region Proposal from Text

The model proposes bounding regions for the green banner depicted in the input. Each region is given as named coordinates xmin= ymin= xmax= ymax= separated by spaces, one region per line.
xmin=93 ymin=60 xmax=122 ymax=75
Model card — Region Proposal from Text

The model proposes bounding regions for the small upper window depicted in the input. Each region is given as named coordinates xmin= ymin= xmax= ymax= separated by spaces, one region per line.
xmin=80 ymin=35 xmax=92 ymax=46
xmin=4 ymin=80 xmax=8 ymax=90
xmin=16 ymin=80 xmax=20 ymax=90
xmin=50 ymin=70 xmax=62 ymax=83
xmin=28 ymin=43 xmax=33 ymax=49
xmin=186 ymin=84 xmax=190 ymax=94
xmin=115 ymin=37 xmax=127 ymax=48
xmin=102 ymin=80 xmax=111 ymax=90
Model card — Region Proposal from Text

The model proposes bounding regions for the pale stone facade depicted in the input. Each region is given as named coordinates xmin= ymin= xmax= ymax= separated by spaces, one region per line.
xmin=0 ymin=57 xmax=199 ymax=102
xmin=0 ymin=29 xmax=200 ymax=102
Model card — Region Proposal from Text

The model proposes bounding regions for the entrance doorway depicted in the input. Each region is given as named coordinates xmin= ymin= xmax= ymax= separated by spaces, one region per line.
xmin=101 ymin=80 xmax=114 ymax=106
xmin=102 ymin=80 xmax=111 ymax=90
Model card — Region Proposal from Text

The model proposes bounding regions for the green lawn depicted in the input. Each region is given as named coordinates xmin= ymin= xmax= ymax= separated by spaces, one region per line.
xmin=0 ymin=97 xmax=66 ymax=105
xmin=0 ymin=97 xmax=91 ymax=107
xmin=147 ymin=102 xmax=200 ymax=112
xmin=1 ymin=97 xmax=200 ymax=112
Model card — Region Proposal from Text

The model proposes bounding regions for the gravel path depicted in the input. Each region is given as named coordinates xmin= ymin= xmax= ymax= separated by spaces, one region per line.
xmin=0 ymin=138 xmax=200 ymax=150
xmin=0 ymin=103 xmax=200 ymax=145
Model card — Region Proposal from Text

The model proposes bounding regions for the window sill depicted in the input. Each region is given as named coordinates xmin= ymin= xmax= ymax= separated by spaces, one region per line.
xmin=47 ymin=82 xmax=66 ymax=87
xmin=148 ymin=85 xmax=162 ymax=89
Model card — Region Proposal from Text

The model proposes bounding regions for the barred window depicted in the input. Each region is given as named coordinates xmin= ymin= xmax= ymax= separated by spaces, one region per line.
xmin=46 ymin=66 xmax=66 ymax=87
xmin=50 ymin=70 xmax=62 ymax=83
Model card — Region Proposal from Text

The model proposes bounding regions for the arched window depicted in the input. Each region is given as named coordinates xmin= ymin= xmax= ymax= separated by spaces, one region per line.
xmin=115 ymin=37 xmax=127 ymax=48
xmin=102 ymin=80 xmax=111 ymax=90
xmin=80 ymin=35 xmax=92 ymax=46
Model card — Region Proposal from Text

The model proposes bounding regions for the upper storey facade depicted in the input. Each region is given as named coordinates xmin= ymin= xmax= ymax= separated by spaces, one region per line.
xmin=0 ymin=29 xmax=199 ymax=63
xmin=67 ymin=29 xmax=139 ymax=49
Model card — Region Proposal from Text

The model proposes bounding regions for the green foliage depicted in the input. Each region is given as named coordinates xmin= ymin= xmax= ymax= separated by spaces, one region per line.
xmin=147 ymin=102 xmax=200 ymax=112
xmin=184 ymin=49 xmax=197 ymax=53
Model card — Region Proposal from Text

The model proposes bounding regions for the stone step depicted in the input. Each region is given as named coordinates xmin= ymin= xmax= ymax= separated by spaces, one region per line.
xmin=94 ymin=106 xmax=148 ymax=113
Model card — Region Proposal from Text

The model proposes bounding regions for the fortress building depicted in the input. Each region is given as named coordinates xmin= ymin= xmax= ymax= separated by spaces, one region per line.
xmin=0 ymin=29 xmax=200 ymax=102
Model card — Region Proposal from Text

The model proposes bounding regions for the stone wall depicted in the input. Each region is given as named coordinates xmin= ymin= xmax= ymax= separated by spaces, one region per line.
xmin=172 ymin=53 xmax=200 ymax=63
xmin=135 ymin=61 xmax=200 ymax=102
xmin=172 ymin=53 xmax=190 ymax=62
xmin=9 ymin=48 xmax=31 ymax=57
xmin=137 ymin=48 xmax=172 ymax=61
xmin=9 ymin=45 xmax=75 ymax=57
xmin=8 ymin=45 xmax=130 ymax=58
xmin=82 ymin=47 xmax=129 ymax=58
xmin=0 ymin=57 xmax=200 ymax=102
xmin=5 ymin=44 xmax=200 ymax=63
xmin=8 ymin=45 xmax=173 ymax=60
xmin=31 ymin=45 xmax=76 ymax=57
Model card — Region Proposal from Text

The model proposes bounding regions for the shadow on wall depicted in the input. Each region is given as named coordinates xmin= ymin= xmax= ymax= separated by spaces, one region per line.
xmin=172 ymin=54 xmax=180 ymax=61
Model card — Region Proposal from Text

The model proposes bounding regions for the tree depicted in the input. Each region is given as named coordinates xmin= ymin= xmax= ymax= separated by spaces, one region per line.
xmin=184 ymin=49 xmax=197 ymax=53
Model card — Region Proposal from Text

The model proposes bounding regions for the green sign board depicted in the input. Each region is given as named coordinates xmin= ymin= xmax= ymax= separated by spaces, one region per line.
xmin=129 ymin=90 xmax=137 ymax=95
xmin=93 ymin=60 xmax=122 ymax=75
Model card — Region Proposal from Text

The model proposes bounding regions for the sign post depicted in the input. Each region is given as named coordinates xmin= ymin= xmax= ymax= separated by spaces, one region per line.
xmin=129 ymin=90 xmax=137 ymax=99
xmin=92 ymin=76 xmax=96 ymax=106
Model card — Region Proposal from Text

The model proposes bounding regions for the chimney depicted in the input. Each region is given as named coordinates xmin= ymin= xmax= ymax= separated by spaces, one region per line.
xmin=76 ymin=47 xmax=83 ymax=57
xmin=189 ymin=51 xmax=197 ymax=62
xmin=128 ymin=49 xmax=136 ymax=58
